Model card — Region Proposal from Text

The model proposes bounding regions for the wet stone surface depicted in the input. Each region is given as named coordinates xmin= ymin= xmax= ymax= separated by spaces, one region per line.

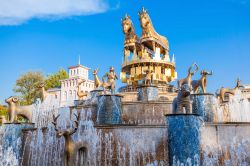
xmin=192 ymin=94 xmax=214 ymax=122
xmin=137 ymin=86 xmax=159 ymax=102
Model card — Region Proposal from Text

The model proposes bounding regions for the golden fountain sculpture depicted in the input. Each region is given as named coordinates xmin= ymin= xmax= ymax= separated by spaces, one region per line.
xmin=173 ymin=64 xmax=199 ymax=114
xmin=77 ymin=79 xmax=87 ymax=100
xmin=178 ymin=63 xmax=199 ymax=89
xmin=191 ymin=70 xmax=213 ymax=93
xmin=37 ymin=82 xmax=49 ymax=102
xmin=5 ymin=96 xmax=33 ymax=123
xmin=52 ymin=112 xmax=88 ymax=166
xmin=121 ymin=7 xmax=177 ymax=87
xmin=218 ymin=78 xmax=242 ymax=102
xmin=93 ymin=67 xmax=118 ymax=94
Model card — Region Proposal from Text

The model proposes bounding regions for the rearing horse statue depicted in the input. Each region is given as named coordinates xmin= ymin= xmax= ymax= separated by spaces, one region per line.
xmin=139 ymin=7 xmax=169 ymax=55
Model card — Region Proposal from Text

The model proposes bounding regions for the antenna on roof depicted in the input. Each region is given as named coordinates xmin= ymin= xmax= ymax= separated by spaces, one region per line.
xmin=78 ymin=55 xmax=81 ymax=65
xmin=172 ymin=53 xmax=175 ymax=63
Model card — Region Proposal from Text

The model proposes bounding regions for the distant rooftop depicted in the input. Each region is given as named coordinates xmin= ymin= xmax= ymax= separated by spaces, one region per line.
xmin=68 ymin=64 xmax=90 ymax=70
xmin=242 ymin=84 xmax=250 ymax=89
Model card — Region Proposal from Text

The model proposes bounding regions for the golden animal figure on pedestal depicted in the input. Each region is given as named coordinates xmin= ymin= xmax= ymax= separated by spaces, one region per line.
xmin=122 ymin=14 xmax=141 ymax=63
xmin=178 ymin=63 xmax=199 ymax=89
xmin=52 ymin=112 xmax=88 ymax=166
xmin=5 ymin=96 xmax=33 ymax=123
xmin=218 ymin=78 xmax=243 ymax=102
xmin=139 ymin=7 xmax=169 ymax=55
xmin=93 ymin=67 xmax=118 ymax=94
xmin=192 ymin=70 xmax=213 ymax=93
xmin=37 ymin=82 xmax=49 ymax=102
xmin=77 ymin=79 xmax=87 ymax=100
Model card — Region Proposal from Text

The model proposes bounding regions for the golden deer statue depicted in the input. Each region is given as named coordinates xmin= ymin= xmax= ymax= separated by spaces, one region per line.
xmin=52 ymin=112 xmax=88 ymax=166
xmin=37 ymin=82 xmax=49 ymax=101
xmin=5 ymin=96 xmax=33 ymax=123
xmin=178 ymin=63 xmax=199 ymax=89
xmin=139 ymin=7 xmax=169 ymax=55
xmin=77 ymin=80 xmax=87 ymax=100
xmin=219 ymin=78 xmax=242 ymax=102
xmin=192 ymin=70 xmax=213 ymax=93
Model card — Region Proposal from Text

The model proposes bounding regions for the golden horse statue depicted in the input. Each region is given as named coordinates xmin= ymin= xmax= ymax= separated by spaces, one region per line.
xmin=139 ymin=7 xmax=169 ymax=55
xmin=122 ymin=14 xmax=139 ymax=47
xmin=121 ymin=14 xmax=141 ymax=61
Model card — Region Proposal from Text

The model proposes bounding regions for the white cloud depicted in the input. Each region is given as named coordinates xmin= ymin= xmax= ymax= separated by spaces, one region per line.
xmin=0 ymin=0 xmax=109 ymax=25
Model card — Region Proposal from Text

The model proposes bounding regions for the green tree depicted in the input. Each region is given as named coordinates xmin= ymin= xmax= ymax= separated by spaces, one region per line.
xmin=13 ymin=71 xmax=44 ymax=105
xmin=45 ymin=69 xmax=68 ymax=89
xmin=0 ymin=105 xmax=7 ymax=117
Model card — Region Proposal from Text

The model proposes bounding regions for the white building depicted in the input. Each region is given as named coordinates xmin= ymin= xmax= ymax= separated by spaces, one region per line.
xmin=47 ymin=61 xmax=95 ymax=107
xmin=60 ymin=63 xmax=95 ymax=107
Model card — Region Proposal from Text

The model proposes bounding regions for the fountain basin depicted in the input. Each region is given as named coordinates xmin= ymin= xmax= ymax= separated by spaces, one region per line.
xmin=165 ymin=114 xmax=201 ymax=165
xmin=192 ymin=93 xmax=214 ymax=122
xmin=97 ymin=94 xmax=122 ymax=125
xmin=137 ymin=85 xmax=159 ymax=102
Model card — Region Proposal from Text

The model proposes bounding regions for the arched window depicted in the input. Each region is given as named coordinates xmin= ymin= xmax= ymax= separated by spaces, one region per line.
xmin=64 ymin=91 xmax=67 ymax=100
xmin=73 ymin=90 xmax=76 ymax=99
xmin=69 ymin=90 xmax=72 ymax=99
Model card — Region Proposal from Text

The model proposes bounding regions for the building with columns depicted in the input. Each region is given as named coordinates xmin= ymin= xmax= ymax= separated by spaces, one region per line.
xmin=59 ymin=62 xmax=94 ymax=107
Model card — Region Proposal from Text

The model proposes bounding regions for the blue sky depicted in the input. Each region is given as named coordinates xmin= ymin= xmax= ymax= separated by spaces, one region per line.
xmin=0 ymin=0 xmax=250 ymax=104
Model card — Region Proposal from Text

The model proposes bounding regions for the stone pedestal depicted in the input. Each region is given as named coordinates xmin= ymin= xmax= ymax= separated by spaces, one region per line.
xmin=2 ymin=123 xmax=34 ymax=163
xmin=165 ymin=114 xmax=201 ymax=165
xmin=137 ymin=85 xmax=158 ymax=102
xmin=97 ymin=94 xmax=122 ymax=125
xmin=192 ymin=93 xmax=214 ymax=122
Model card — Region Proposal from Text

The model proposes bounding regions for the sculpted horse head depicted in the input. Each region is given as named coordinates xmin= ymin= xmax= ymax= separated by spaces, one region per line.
xmin=121 ymin=14 xmax=135 ymax=35
xmin=138 ymin=7 xmax=151 ymax=29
